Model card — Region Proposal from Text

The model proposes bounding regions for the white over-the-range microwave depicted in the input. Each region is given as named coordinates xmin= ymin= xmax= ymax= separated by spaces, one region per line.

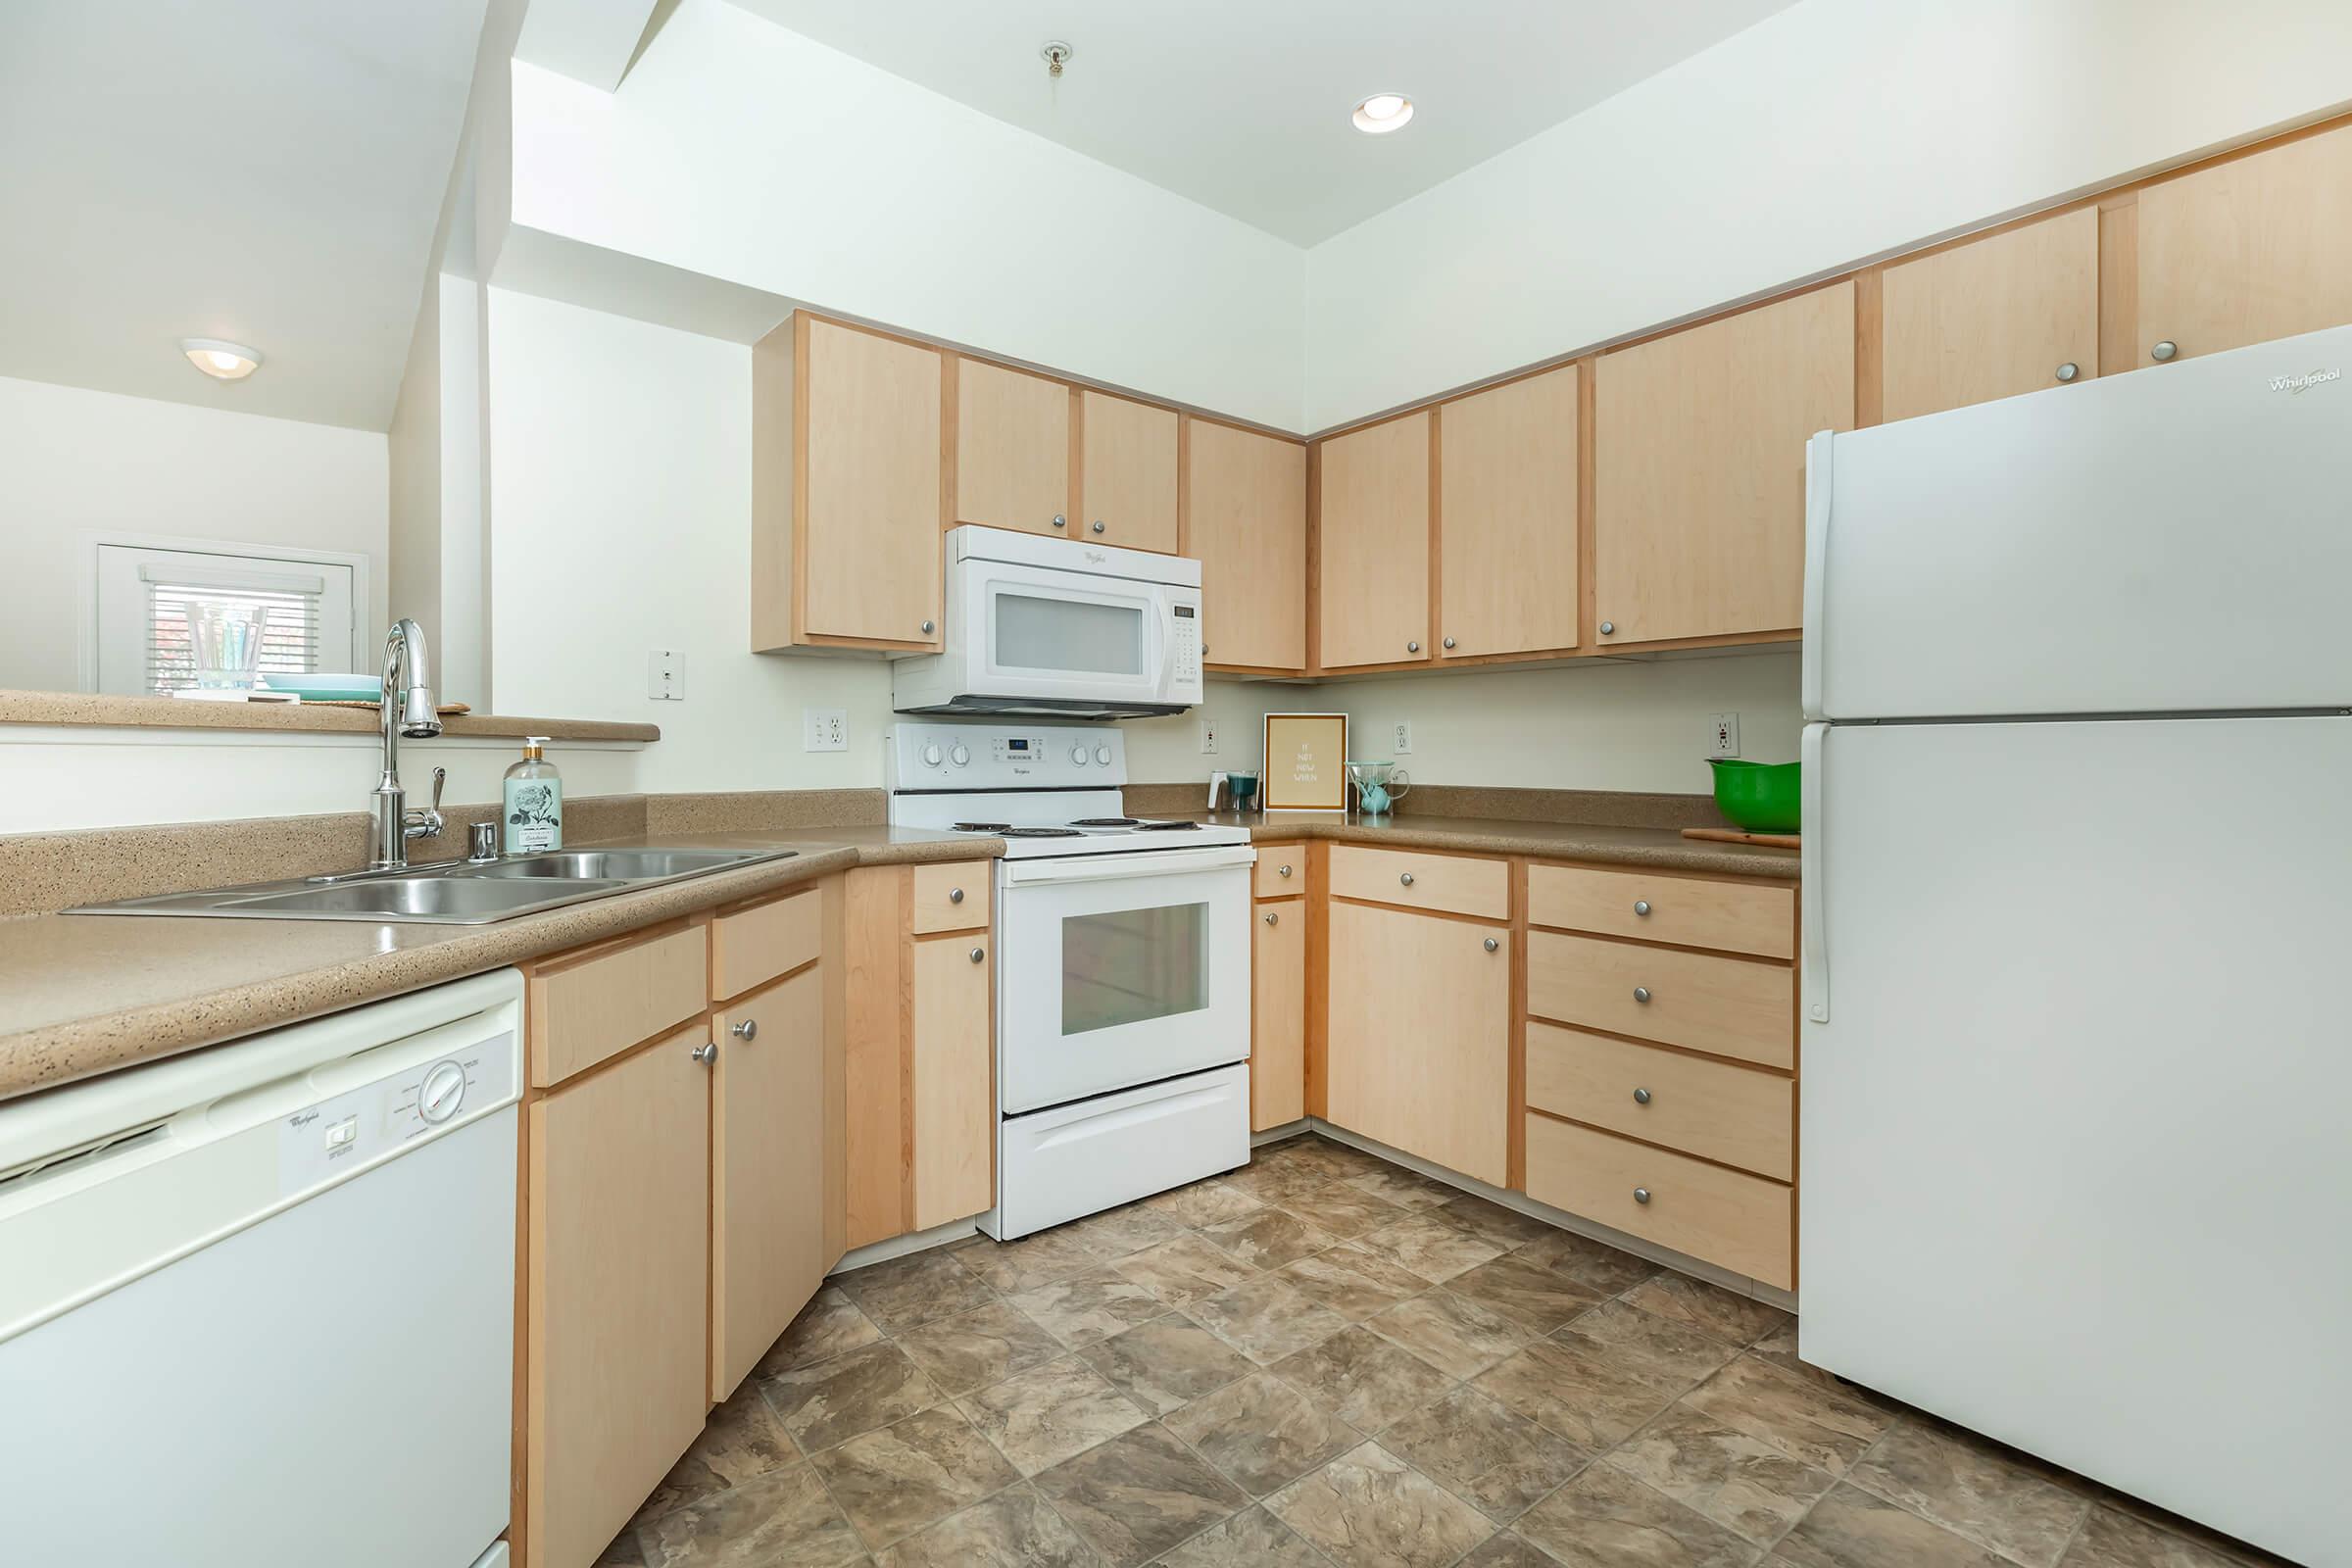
xmin=891 ymin=525 xmax=1204 ymax=719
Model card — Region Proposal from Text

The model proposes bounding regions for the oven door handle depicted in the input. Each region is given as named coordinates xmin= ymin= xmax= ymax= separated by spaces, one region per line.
xmin=1000 ymin=845 xmax=1258 ymax=886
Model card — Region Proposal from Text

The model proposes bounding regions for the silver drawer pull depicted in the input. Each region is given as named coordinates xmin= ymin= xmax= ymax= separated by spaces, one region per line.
xmin=1279 ymin=864 xmax=1293 ymax=878
xmin=1633 ymin=900 xmax=1651 ymax=917
xmin=1399 ymin=872 xmax=1415 ymax=887
xmin=732 ymin=1019 xmax=758 ymax=1041
xmin=1634 ymin=1187 xmax=1651 ymax=1204
xmin=1633 ymin=1087 xmax=1651 ymax=1105
xmin=1264 ymin=910 xmax=1280 ymax=926
xmin=1633 ymin=986 xmax=1652 ymax=1004
xmin=949 ymin=887 xmax=965 ymax=904
xmin=691 ymin=1042 xmax=717 ymax=1064
xmin=969 ymin=946 xmax=986 ymax=963
xmin=1484 ymin=937 xmax=1499 ymax=953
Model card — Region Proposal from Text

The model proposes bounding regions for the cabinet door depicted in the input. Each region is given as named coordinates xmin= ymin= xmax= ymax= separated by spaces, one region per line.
xmin=1251 ymin=900 xmax=1305 ymax=1130
xmin=1594 ymin=282 xmax=1854 ymax=646
xmin=1187 ymin=420 xmax=1306 ymax=671
xmin=2138 ymin=123 xmax=2352 ymax=367
xmin=1317 ymin=412 xmax=1431 ymax=670
xmin=790 ymin=318 xmax=945 ymax=649
xmin=1439 ymin=368 xmax=1579 ymax=658
xmin=956 ymin=359 xmax=1071 ymax=535
xmin=711 ymin=966 xmax=825 ymax=1401
xmin=1081 ymin=391 xmax=1178 ymax=553
xmin=1324 ymin=901 xmax=1509 ymax=1184
xmin=527 ymin=1025 xmax=710 ymax=1568
xmin=1881 ymin=208 xmax=2099 ymax=420
xmin=910 ymin=933 xmax=993 ymax=1227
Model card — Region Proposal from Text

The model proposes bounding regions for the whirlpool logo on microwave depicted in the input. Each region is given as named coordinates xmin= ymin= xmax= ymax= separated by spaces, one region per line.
xmin=2268 ymin=368 xmax=2342 ymax=394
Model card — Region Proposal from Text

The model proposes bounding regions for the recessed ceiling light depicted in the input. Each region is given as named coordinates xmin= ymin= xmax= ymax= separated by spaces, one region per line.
xmin=181 ymin=339 xmax=261 ymax=381
xmin=1352 ymin=93 xmax=1414 ymax=134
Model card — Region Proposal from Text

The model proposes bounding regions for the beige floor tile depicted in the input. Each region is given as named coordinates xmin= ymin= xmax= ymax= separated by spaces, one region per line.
xmin=1222 ymin=1158 xmax=1344 ymax=1206
xmin=1433 ymin=1194 xmax=1556 ymax=1250
xmin=893 ymin=1299 xmax=1066 ymax=1396
xmin=1195 ymin=1206 xmax=1339 ymax=1269
xmin=1846 ymin=1419 xmax=2090 ymax=1568
xmin=1155 ymin=1504 xmax=1329 ymax=1566
xmin=2059 ymin=1504 xmax=2274 ymax=1568
xmin=871 ymin=1482 xmax=1098 ymax=1568
xmin=1471 ymin=1337 xmax=1676 ymax=1451
xmin=1556 ymin=1298 xmax=1743 ymax=1396
xmin=1515 ymin=1461 xmax=1761 ymax=1568
xmin=1770 ymin=1483 xmax=2008 ymax=1568
xmin=638 ymin=1463 xmax=865 ymax=1568
xmin=1265 ymin=1440 xmax=1498 ymax=1568
xmin=1270 ymin=1325 xmax=1458 ymax=1434
xmin=1033 ymin=1421 xmax=1249 ymax=1568
xmin=1074 ymin=1314 xmax=1256 ymax=1417
xmin=1344 ymin=1165 xmax=1464 ymax=1210
xmin=1006 ymin=1267 xmax=1170 ymax=1348
xmin=1277 ymin=1242 xmax=1435 ymax=1320
xmin=960 ymin=1355 xmax=1149 ymax=1476
xmin=1364 ymin=1290 xmax=1529 ymax=1380
xmin=1621 ymin=1274 xmax=1794 ymax=1349
xmin=1444 ymin=1254 xmax=1609 ymax=1336
xmin=1606 ymin=1403 xmax=1838 ymax=1544
xmin=809 ymin=1404 xmax=1022 ymax=1550
xmin=1064 ymin=1201 xmax=1190 ymax=1260
xmin=1162 ymin=1370 xmax=1364 ymax=1495
xmin=629 ymin=1384 xmax=799 ymax=1526
xmin=1352 ymin=1210 xmax=1511 ymax=1283
xmin=756 ymin=1286 xmax=885 ymax=1378
xmin=1515 ymin=1229 xmax=1663 ymax=1296
xmin=1378 ymin=1383 xmax=1592 ymax=1522
xmin=1111 ymin=1234 xmax=1259 ymax=1308
xmin=1458 ymin=1532 xmax=1564 ymax=1568
xmin=954 ymin=1229 xmax=1102 ymax=1295
xmin=760 ymin=1340 xmax=943 ymax=1453
xmin=1276 ymin=1180 xmax=1411 ymax=1240
xmin=1190 ymin=1274 xmax=1350 ymax=1364
xmin=1147 ymin=1179 xmax=1267 ymax=1229
xmin=1680 ymin=1356 xmax=1892 ymax=1476
xmin=836 ymin=1248 xmax=996 ymax=1333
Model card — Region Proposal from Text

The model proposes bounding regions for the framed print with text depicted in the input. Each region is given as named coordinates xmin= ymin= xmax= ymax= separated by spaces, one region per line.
xmin=1261 ymin=711 xmax=1348 ymax=811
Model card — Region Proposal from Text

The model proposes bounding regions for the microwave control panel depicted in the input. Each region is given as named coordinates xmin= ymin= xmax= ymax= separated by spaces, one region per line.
xmin=1170 ymin=602 xmax=1200 ymax=688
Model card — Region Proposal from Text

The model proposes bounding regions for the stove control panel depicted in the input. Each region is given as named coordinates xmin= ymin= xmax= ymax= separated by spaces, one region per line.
xmin=888 ymin=723 xmax=1128 ymax=789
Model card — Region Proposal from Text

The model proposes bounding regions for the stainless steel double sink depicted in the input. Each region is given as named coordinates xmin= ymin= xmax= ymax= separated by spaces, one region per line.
xmin=69 ymin=847 xmax=800 ymax=925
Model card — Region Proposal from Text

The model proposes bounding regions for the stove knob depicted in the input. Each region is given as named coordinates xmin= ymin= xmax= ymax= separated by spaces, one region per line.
xmin=1071 ymin=745 xmax=1089 ymax=765
xmin=1094 ymin=745 xmax=1113 ymax=765
xmin=949 ymin=744 xmax=970 ymax=767
xmin=922 ymin=743 xmax=944 ymax=767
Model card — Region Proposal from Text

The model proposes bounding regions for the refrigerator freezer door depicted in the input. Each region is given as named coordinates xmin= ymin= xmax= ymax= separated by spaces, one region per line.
xmin=1805 ymin=324 xmax=2352 ymax=721
xmin=1799 ymin=714 xmax=2347 ymax=1567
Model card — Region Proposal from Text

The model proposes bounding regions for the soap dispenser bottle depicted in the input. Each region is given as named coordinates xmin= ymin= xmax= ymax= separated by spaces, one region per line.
xmin=503 ymin=736 xmax=564 ymax=854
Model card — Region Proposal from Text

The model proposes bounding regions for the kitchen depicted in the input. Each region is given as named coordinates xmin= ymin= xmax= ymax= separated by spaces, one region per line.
xmin=0 ymin=3 xmax=2345 ymax=1566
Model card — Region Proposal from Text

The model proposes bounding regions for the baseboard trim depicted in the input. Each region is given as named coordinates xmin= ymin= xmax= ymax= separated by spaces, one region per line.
xmin=829 ymin=1213 xmax=982 ymax=1275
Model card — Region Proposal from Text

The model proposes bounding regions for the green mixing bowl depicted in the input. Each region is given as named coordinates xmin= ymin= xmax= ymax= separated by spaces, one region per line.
xmin=1708 ymin=759 xmax=1801 ymax=834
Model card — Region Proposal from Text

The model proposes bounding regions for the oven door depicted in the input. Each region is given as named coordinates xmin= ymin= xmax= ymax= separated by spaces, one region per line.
xmin=956 ymin=559 xmax=1177 ymax=710
xmin=997 ymin=846 xmax=1254 ymax=1114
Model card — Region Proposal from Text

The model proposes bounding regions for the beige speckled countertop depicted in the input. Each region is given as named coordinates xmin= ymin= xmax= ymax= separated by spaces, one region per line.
xmin=1201 ymin=812 xmax=1801 ymax=880
xmin=0 ymin=687 xmax=661 ymax=742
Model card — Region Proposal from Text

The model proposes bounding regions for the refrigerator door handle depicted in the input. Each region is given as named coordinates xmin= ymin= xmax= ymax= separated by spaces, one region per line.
xmin=1801 ymin=722 xmax=1829 ymax=1022
xmin=1801 ymin=430 xmax=1834 ymax=723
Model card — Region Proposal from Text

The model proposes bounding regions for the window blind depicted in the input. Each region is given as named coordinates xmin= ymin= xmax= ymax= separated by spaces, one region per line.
xmin=139 ymin=563 xmax=324 ymax=693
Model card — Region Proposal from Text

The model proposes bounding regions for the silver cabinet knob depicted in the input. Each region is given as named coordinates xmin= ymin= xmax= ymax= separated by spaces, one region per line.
xmin=1052 ymin=514 xmax=1067 ymax=528
xmin=1202 ymin=645 xmax=1209 ymax=657
xmin=949 ymin=887 xmax=965 ymax=904
xmin=969 ymin=946 xmax=986 ymax=963
xmin=691 ymin=1042 xmax=717 ymax=1064
xmin=1633 ymin=986 xmax=1652 ymax=1004
xmin=1599 ymin=620 xmax=1615 ymax=635
xmin=2151 ymin=340 xmax=2179 ymax=363
xmin=1633 ymin=1087 xmax=1651 ymax=1105
xmin=1634 ymin=1187 xmax=1651 ymax=1204
xmin=1633 ymin=900 xmax=1651 ymax=917
xmin=1399 ymin=872 xmax=1415 ymax=887
xmin=2055 ymin=362 xmax=2080 ymax=382
xmin=1443 ymin=636 xmax=1456 ymax=650
xmin=1406 ymin=640 xmax=1420 ymax=654
xmin=1279 ymin=864 xmax=1293 ymax=878
xmin=732 ymin=1018 xmax=758 ymax=1041
xmin=1264 ymin=910 xmax=1280 ymax=925
xmin=1091 ymin=519 xmax=1105 ymax=534
xmin=1484 ymin=937 xmax=1499 ymax=953
xmin=921 ymin=619 xmax=936 ymax=635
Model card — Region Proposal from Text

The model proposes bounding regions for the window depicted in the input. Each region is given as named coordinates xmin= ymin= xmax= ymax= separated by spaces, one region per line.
xmin=89 ymin=540 xmax=362 ymax=696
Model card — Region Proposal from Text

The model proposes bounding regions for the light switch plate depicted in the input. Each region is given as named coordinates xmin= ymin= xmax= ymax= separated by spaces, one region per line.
xmin=649 ymin=649 xmax=682 ymax=701
xmin=1708 ymin=712 xmax=1741 ymax=758
xmin=803 ymin=708 xmax=848 ymax=752
xmin=1393 ymin=721 xmax=1413 ymax=755
xmin=1200 ymin=716 xmax=1218 ymax=755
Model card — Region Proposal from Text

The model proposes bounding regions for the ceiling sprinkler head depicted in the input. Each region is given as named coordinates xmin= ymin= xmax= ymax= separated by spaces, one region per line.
xmin=1040 ymin=40 xmax=1073 ymax=78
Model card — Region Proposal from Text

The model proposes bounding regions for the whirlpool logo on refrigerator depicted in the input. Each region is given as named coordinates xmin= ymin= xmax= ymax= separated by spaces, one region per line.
xmin=2267 ymin=368 xmax=2342 ymax=394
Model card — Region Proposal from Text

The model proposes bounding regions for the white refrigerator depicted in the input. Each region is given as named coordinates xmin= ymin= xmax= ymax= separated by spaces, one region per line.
xmin=1799 ymin=325 xmax=2351 ymax=1568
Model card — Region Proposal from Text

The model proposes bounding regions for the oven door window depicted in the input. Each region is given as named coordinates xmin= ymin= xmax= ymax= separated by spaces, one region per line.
xmin=1061 ymin=901 xmax=1208 ymax=1036
xmin=991 ymin=586 xmax=1147 ymax=676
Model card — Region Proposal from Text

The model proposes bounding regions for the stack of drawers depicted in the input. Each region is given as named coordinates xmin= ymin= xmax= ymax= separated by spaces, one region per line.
xmin=1520 ymin=863 xmax=1798 ymax=1288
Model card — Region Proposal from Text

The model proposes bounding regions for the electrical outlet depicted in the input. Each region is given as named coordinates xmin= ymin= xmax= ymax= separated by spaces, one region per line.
xmin=1200 ymin=716 xmax=1218 ymax=755
xmin=648 ymin=649 xmax=683 ymax=701
xmin=803 ymin=708 xmax=848 ymax=752
xmin=1393 ymin=720 xmax=1413 ymax=755
xmin=1708 ymin=711 xmax=1741 ymax=758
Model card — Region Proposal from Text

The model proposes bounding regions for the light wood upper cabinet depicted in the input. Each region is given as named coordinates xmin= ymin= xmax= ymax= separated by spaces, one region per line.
xmin=1187 ymin=420 xmax=1306 ymax=671
xmin=710 ymin=967 xmax=825 ymax=1402
xmin=1438 ymin=368 xmax=1580 ymax=659
xmin=1317 ymin=412 xmax=1432 ymax=670
xmin=1594 ymin=281 xmax=1854 ymax=646
xmin=910 ymin=933 xmax=993 ymax=1228
xmin=1251 ymin=900 xmax=1305 ymax=1131
xmin=1324 ymin=900 xmax=1509 ymax=1185
xmin=1881 ymin=208 xmax=2100 ymax=420
xmin=956 ymin=358 xmax=1071 ymax=536
xmin=1080 ymin=391 xmax=1178 ymax=552
xmin=752 ymin=316 xmax=944 ymax=653
xmin=526 ymin=1024 xmax=710 ymax=1568
xmin=2137 ymin=122 xmax=2352 ymax=368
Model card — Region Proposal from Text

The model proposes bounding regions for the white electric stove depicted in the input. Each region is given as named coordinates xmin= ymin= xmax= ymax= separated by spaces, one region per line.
xmin=887 ymin=724 xmax=1255 ymax=1238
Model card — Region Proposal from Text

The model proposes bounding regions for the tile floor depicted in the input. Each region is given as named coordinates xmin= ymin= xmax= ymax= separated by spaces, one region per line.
xmin=594 ymin=1134 xmax=2293 ymax=1568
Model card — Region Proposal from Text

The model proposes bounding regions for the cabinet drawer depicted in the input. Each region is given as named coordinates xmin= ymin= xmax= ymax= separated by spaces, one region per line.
xmin=527 ymin=923 xmax=710 ymax=1087
xmin=1528 ymin=931 xmax=1791 ymax=1069
xmin=1526 ymin=1113 xmax=1792 ymax=1289
xmin=1328 ymin=844 xmax=1508 ymax=920
xmin=910 ymin=861 xmax=991 ymax=934
xmin=1527 ymin=863 xmax=1792 ymax=958
xmin=1526 ymin=1023 xmax=1791 ymax=1181
xmin=1254 ymin=847 xmax=1305 ymax=899
xmin=710 ymin=887 xmax=822 ymax=1001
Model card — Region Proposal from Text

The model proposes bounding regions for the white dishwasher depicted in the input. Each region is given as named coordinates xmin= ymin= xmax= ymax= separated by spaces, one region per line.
xmin=0 ymin=968 xmax=522 ymax=1568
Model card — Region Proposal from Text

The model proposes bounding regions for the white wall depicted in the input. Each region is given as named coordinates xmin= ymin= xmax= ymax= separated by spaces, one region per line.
xmin=503 ymin=0 xmax=1307 ymax=430
xmin=1304 ymin=0 xmax=2352 ymax=429
xmin=387 ymin=279 xmax=445 ymax=656
xmin=485 ymin=286 xmax=895 ymax=791
xmin=0 ymin=375 xmax=389 ymax=693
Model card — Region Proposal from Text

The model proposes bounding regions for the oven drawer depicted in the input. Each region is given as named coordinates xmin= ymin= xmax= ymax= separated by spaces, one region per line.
xmin=1526 ymin=1023 xmax=1792 ymax=1181
xmin=911 ymin=862 xmax=991 ymax=934
xmin=1527 ymin=863 xmax=1793 ymax=957
xmin=1527 ymin=930 xmax=1792 ymax=1069
xmin=994 ymin=1063 xmax=1250 ymax=1239
xmin=1525 ymin=1112 xmax=1793 ymax=1289
xmin=1328 ymin=845 xmax=1508 ymax=920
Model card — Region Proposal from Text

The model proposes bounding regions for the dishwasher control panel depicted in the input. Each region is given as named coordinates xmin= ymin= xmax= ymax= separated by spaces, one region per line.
xmin=277 ymin=1028 xmax=517 ymax=1194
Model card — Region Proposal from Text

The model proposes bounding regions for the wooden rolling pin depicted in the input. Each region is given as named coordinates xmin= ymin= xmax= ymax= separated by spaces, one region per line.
xmin=1682 ymin=827 xmax=1800 ymax=850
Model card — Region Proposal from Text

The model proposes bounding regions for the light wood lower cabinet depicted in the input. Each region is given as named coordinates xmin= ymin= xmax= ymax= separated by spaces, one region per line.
xmin=1528 ymin=930 xmax=1792 ymax=1070
xmin=1251 ymin=899 xmax=1305 ymax=1130
xmin=710 ymin=965 xmax=826 ymax=1401
xmin=1527 ymin=1022 xmax=1792 ymax=1182
xmin=911 ymin=934 xmax=993 ymax=1227
xmin=526 ymin=1023 xmax=712 ymax=1568
xmin=1324 ymin=900 xmax=1509 ymax=1184
xmin=1525 ymin=1112 xmax=1792 ymax=1290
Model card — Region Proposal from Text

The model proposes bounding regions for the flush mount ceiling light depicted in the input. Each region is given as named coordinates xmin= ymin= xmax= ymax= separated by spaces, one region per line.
xmin=1351 ymin=92 xmax=1414 ymax=134
xmin=181 ymin=339 xmax=262 ymax=381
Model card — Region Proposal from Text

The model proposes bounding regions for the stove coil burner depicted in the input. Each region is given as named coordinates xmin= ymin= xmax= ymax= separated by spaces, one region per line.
xmin=1133 ymin=819 xmax=1203 ymax=831
xmin=951 ymin=821 xmax=1010 ymax=832
xmin=999 ymin=826 xmax=1085 ymax=838
xmin=1068 ymin=817 xmax=1142 ymax=827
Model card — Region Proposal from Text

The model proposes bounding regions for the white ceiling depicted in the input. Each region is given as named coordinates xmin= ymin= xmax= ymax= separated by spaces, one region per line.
xmin=729 ymin=0 xmax=1800 ymax=245
xmin=0 ymin=0 xmax=487 ymax=431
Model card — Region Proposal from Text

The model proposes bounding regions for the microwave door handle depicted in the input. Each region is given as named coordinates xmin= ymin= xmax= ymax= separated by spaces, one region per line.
xmin=1001 ymin=845 xmax=1257 ymax=886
